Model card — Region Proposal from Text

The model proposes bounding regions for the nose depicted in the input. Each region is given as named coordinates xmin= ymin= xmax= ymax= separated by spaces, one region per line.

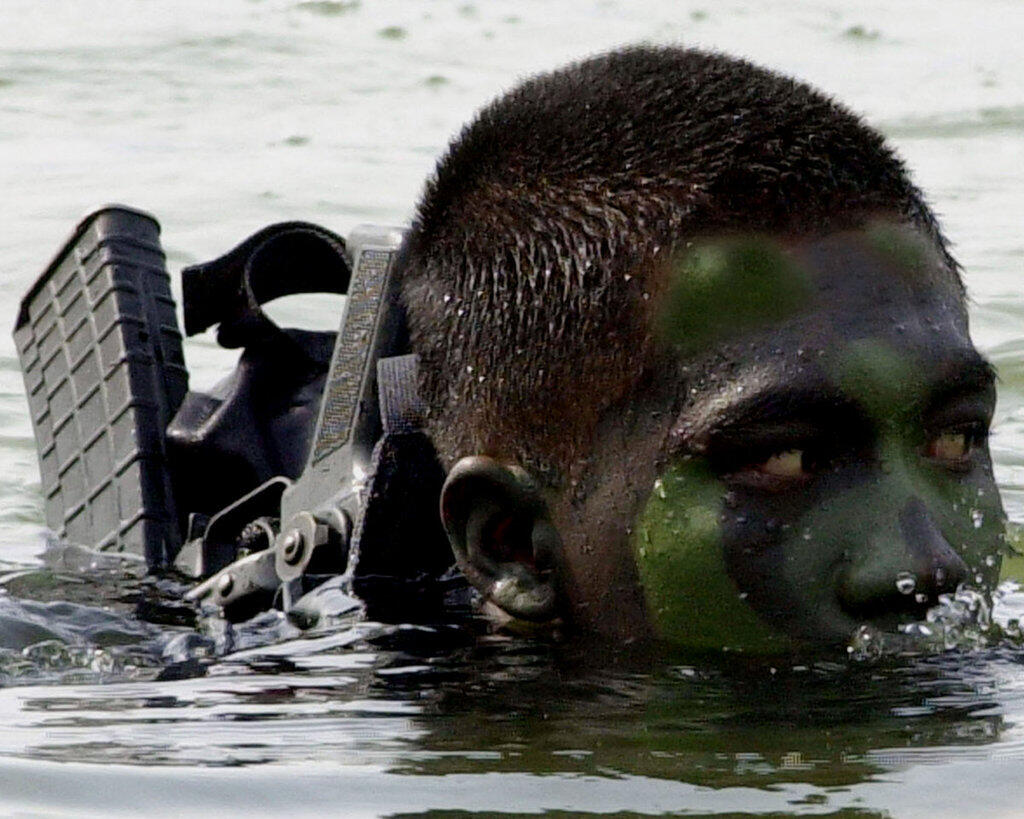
xmin=898 ymin=496 xmax=969 ymax=598
xmin=836 ymin=496 xmax=967 ymax=619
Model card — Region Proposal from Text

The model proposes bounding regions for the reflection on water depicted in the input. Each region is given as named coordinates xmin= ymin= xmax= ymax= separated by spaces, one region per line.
xmin=2 ymin=555 xmax=1024 ymax=815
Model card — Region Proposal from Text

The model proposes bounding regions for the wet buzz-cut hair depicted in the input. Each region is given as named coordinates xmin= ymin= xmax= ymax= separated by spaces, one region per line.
xmin=398 ymin=45 xmax=958 ymax=484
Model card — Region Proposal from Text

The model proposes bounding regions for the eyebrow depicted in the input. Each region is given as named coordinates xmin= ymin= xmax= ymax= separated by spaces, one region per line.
xmin=922 ymin=354 xmax=997 ymax=420
xmin=678 ymin=351 xmax=996 ymax=445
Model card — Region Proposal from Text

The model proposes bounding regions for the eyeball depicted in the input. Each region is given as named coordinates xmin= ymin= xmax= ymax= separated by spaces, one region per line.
xmin=726 ymin=448 xmax=811 ymax=489
xmin=927 ymin=432 xmax=968 ymax=462
xmin=759 ymin=449 xmax=805 ymax=478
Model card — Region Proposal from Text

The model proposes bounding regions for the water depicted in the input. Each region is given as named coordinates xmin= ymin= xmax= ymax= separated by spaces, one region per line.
xmin=2 ymin=0 xmax=1024 ymax=815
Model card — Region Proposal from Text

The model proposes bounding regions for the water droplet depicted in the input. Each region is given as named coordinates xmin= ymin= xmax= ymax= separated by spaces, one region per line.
xmin=895 ymin=572 xmax=916 ymax=595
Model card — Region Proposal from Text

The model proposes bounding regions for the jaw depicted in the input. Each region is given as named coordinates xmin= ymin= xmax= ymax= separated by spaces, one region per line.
xmin=549 ymin=375 xmax=680 ymax=643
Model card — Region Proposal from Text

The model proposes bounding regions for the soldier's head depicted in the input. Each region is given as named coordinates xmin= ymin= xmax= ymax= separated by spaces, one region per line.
xmin=398 ymin=46 xmax=1005 ymax=650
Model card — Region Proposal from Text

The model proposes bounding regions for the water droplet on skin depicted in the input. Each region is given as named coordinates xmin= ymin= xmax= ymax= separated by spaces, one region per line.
xmin=895 ymin=572 xmax=917 ymax=595
xmin=972 ymin=509 xmax=984 ymax=528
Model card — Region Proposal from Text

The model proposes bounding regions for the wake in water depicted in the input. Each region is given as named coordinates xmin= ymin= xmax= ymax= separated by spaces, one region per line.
xmin=3 ymin=536 xmax=1024 ymax=688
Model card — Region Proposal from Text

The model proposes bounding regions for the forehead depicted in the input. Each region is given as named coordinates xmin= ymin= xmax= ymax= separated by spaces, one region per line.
xmin=655 ymin=225 xmax=986 ymax=421
xmin=657 ymin=224 xmax=969 ymax=360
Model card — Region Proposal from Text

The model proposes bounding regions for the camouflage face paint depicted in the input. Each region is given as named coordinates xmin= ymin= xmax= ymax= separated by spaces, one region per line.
xmin=631 ymin=458 xmax=789 ymax=652
xmin=657 ymin=236 xmax=812 ymax=353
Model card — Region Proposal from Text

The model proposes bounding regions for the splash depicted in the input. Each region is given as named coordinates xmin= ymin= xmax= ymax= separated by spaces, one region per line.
xmin=847 ymin=581 xmax=1024 ymax=659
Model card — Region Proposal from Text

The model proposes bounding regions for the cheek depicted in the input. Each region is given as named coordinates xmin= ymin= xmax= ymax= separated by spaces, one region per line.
xmin=631 ymin=461 xmax=788 ymax=652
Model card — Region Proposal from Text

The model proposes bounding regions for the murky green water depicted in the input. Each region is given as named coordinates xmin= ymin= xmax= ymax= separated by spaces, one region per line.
xmin=2 ymin=0 xmax=1024 ymax=815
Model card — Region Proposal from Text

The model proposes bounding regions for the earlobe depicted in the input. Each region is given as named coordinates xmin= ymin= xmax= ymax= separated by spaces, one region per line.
xmin=440 ymin=456 xmax=562 ymax=622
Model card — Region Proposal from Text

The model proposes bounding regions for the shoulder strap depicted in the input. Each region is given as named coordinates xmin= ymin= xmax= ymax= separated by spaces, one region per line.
xmin=376 ymin=354 xmax=426 ymax=435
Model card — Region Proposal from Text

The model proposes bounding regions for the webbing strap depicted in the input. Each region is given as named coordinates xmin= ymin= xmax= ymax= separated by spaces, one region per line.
xmin=376 ymin=354 xmax=426 ymax=435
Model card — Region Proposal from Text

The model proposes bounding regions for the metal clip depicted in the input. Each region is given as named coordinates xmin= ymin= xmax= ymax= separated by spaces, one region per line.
xmin=185 ymin=548 xmax=279 ymax=609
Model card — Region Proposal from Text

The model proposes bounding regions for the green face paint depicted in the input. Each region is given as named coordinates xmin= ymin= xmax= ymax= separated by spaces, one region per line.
xmin=631 ymin=459 xmax=788 ymax=653
xmin=835 ymin=339 xmax=922 ymax=424
xmin=657 ymin=237 xmax=812 ymax=353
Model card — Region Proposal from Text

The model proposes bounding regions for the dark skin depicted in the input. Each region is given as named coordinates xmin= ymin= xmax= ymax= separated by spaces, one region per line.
xmin=441 ymin=221 xmax=1005 ymax=650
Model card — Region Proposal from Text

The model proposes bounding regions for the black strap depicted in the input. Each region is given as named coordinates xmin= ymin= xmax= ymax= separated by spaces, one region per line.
xmin=376 ymin=354 xmax=426 ymax=435
xmin=181 ymin=222 xmax=351 ymax=348
xmin=349 ymin=353 xmax=453 ymax=589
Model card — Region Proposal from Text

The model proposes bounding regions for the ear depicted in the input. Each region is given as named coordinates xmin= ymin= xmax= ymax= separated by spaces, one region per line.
xmin=440 ymin=456 xmax=563 ymax=622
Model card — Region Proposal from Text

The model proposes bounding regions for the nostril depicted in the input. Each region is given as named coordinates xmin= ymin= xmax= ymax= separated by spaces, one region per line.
xmin=928 ymin=556 xmax=968 ymax=595
xmin=836 ymin=563 xmax=936 ymax=620
xmin=899 ymin=497 xmax=968 ymax=597
xmin=835 ymin=499 xmax=972 ymax=622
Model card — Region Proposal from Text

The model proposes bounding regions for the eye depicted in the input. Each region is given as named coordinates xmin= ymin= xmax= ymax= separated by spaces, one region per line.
xmin=928 ymin=432 xmax=967 ymax=460
xmin=759 ymin=449 xmax=805 ymax=478
xmin=727 ymin=448 xmax=811 ymax=489
xmin=925 ymin=428 xmax=985 ymax=468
